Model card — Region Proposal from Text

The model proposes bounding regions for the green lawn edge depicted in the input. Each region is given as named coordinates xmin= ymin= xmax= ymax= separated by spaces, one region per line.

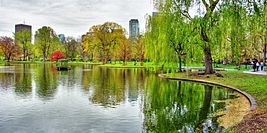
xmin=163 ymin=71 xmax=267 ymax=110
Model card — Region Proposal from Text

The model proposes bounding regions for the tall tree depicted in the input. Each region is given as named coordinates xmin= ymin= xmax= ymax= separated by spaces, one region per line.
xmin=64 ymin=37 xmax=78 ymax=60
xmin=145 ymin=6 xmax=196 ymax=71
xmin=115 ymin=36 xmax=132 ymax=65
xmin=132 ymin=35 xmax=145 ymax=66
xmin=0 ymin=36 xmax=20 ymax=62
xmin=152 ymin=0 xmax=266 ymax=73
xmin=82 ymin=33 xmax=96 ymax=62
xmin=14 ymin=29 xmax=32 ymax=61
xmin=84 ymin=22 xmax=126 ymax=64
xmin=35 ymin=26 xmax=59 ymax=61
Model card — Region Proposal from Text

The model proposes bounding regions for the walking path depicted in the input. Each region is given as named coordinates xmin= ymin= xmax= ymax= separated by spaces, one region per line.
xmin=243 ymin=70 xmax=267 ymax=76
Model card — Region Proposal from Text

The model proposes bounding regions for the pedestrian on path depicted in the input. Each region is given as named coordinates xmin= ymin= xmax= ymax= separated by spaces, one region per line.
xmin=256 ymin=61 xmax=260 ymax=71
xmin=253 ymin=59 xmax=257 ymax=72
xmin=260 ymin=61 xmax=264 ymax=71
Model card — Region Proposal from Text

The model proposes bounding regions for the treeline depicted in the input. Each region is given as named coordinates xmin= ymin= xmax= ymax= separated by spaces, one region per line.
xmin=145 ymin=0 xmax=267 ymax=73
xmin=81 ymin=22 xmax=145 ymax=65
xmin=1 ymin=0 xmax=266 ymax=74
xmin=0 ymin=22 xmax=145 ymax=65
xmin=0 ymin=26 xmax=83 ymax=62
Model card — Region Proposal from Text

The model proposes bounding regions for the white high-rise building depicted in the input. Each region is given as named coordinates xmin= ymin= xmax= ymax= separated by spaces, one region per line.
xmin=129 ymin=19 xmax=139 ymax=39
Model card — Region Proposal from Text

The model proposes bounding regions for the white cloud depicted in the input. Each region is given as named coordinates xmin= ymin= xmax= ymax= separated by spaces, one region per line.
xmin=0 ymin=0 xmax=153 ymax=38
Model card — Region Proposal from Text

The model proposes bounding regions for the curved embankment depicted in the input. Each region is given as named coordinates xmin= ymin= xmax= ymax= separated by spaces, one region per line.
xmin=158 ymin=74 xmax=256 ymax=111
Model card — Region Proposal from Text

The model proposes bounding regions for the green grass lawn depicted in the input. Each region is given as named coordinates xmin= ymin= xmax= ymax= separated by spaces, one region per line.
xmin=165 ymin=71 xmax=267 ymax=109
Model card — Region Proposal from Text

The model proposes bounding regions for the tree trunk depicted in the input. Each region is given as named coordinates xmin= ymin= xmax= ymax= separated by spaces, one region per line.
xmin=7 ymin=56 xmax=10 ymax=62
xmin=204 ymin=46 xmax=213 ymax=74
xmin=201 ymin=25 xmax=213 ymax=74
xmin=264 ymin=44 xmax=266 ymax=65
xmin=43 ymin=52 xmax=46 ymax=62
xmin=23 ymin=49 xmax=26 ymax=61
xmin=178 ymin=55 xmax=182 ymax=72
xmin=197 ymin=85 xmax=212 ymax=127
xmin=102 ymin=58 xmax=106 ymax=64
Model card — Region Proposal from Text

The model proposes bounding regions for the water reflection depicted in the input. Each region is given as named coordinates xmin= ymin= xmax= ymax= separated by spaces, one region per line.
xmin=14 ymin=64 xmax=32 ymax=96
xmin=0 ymin=64 xmax=250 ymax=132
xmin=143 ymin=77 xmax=237 ymax=132
xmin=0 ymin=73 xmax=15 ymax=90
xmin=34 ymin=64 xmax=58 ymax=99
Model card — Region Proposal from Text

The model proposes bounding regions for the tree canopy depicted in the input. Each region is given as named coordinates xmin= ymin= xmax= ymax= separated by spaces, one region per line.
xmin=35 ymin=26 xmax=60 ymax=61
xmin=146 ymin=0 xmax=267 ymax=73
xmin=82 ymin=22 xmax=126 ymax=64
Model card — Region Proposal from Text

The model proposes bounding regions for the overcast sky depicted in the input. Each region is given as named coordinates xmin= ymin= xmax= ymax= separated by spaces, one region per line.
xmin=0 ymin=0 xmax=154 ymax=38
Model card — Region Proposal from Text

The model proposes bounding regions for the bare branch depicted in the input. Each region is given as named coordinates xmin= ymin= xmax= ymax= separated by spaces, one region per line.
xmin=181 ymin=10 xmax=192 ymax=20
xmin=202 ymin=0 xmax=209 ymax=9
xmin=210 ymin=0 xmax=220 ymax=12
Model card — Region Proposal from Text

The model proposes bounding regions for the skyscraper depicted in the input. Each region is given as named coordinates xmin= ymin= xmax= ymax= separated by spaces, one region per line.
xmin=15 ymin=24 xmax=32 ymax=43
xmin=15 ymin=24 xmax=32 ymax=33
xmin=129 ymin=19 xmax=139 ymax=39
xmin=58 ymin=34 xmax=65 ymax=44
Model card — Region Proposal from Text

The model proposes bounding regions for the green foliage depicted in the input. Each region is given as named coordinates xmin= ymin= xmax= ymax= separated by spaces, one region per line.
xmin=34 ymin=26 xmax=60 ymax=61
xmin=14 ymin=29 xmax=32 ymax=61
xmin=82 ymin=22 xmax=126 ymax=64
xmin=64 ymin=37 xmax=79 ymax=59
xmin=147 ymin=0 xmax=267 ymax=72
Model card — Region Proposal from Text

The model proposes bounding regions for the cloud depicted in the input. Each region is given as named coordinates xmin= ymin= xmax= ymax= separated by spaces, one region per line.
xmin=0 ymin=0 xmax=153 ymax=38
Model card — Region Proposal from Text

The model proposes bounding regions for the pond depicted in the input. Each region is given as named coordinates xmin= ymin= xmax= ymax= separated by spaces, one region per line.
xmin=0 ymin=64 xmax=250 ymax=133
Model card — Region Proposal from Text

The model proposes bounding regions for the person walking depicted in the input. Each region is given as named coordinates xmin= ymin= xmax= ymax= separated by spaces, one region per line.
xmin=256 ymin=60 xmax=260 ymax=71
xmin=253 ymin=59 xmax=257 ymax=72
xmin=261 ymin=61 xmax=264 ymax=71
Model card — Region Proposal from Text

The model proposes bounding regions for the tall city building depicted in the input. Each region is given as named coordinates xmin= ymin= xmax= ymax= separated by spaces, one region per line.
xmin=58 ymin=34 xmax=65 ymax=44
xmin=15 ymin=24 xmax=32 ymax=43
xmin=129 ymin=19 xmax=139 ymax=39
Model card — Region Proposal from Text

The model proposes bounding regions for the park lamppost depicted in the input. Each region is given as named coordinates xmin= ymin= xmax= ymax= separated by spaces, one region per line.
xmin=265 ymin=23 xmax=267 ymax=67
xmin=265 ymin=3 xmax=267 ymax=67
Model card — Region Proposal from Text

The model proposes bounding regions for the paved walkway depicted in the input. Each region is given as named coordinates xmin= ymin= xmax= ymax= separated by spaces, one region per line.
xmin=243 ymin=70 xmax=267 ymax=76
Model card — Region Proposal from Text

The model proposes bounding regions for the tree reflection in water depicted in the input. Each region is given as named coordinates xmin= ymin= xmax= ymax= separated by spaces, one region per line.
xmin=34 ymin=63 xmax=58 ymax=99
xmin=143 ymin=76 xmax=233 ymax=132
xmin=0 ymin=64 xmax=246 ymax=132
xmin=15 ymin=64 xmax=32 ymax=97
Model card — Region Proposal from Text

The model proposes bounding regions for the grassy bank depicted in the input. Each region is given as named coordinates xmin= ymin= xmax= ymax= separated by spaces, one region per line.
xmin=164 ymin=71 xmax=267 ymax=109
xmin=162 ymin=71 xmax=267 ymax=132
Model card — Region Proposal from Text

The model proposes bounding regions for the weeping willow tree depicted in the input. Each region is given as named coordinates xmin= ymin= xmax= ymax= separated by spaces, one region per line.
xmin=148 ymin=0 xmax=267 ymax=74
xmin=145 ymin=1 xmax=199 ymax=72
xmin=217 ymin=2 xmax=248 ymax=66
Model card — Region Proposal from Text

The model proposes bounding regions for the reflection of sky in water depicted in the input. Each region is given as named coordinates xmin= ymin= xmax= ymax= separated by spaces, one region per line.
xmin=0 ymin=64 xmax=250 ymax=132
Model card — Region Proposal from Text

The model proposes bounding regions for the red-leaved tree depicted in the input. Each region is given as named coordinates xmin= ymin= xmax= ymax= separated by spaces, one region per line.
xmin=0 ymin=36 xmax=20 ymax=62
xmin=49 ymin=50 xmax=65 ymax=61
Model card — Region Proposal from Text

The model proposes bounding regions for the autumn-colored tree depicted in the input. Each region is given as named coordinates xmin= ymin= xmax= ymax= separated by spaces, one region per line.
xmin=115 ymin=36 xmax=132 ymax=65
xmin=49 ymin=50 xmax=65 ymax=61
xmin=35 ymin=26 xmax=60 ymax=61
xmin=0 ymin=36 xmax=20 ymax=62
xmin=83 ymin=22 xmax=126 ymax=64
xmin=78 ymin=36 xmax=89 ymax=61
xmin=81 ymin=33 xmax=95 ymax=61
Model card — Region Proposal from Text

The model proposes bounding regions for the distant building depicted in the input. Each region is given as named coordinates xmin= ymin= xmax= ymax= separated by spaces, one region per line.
xmin=58 ymin=34 xmax=65 ymax=44
xmin=15 ymin=24 xmax=32 ymax=33
xmin=15 ymin=24 xmax=32 ymax=43
xmin=129 ymin=19 xmax=139 ymax=39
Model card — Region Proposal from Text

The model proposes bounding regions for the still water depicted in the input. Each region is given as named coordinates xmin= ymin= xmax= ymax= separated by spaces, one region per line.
xmin=0 ymin=64 xmax=249 ymax=133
